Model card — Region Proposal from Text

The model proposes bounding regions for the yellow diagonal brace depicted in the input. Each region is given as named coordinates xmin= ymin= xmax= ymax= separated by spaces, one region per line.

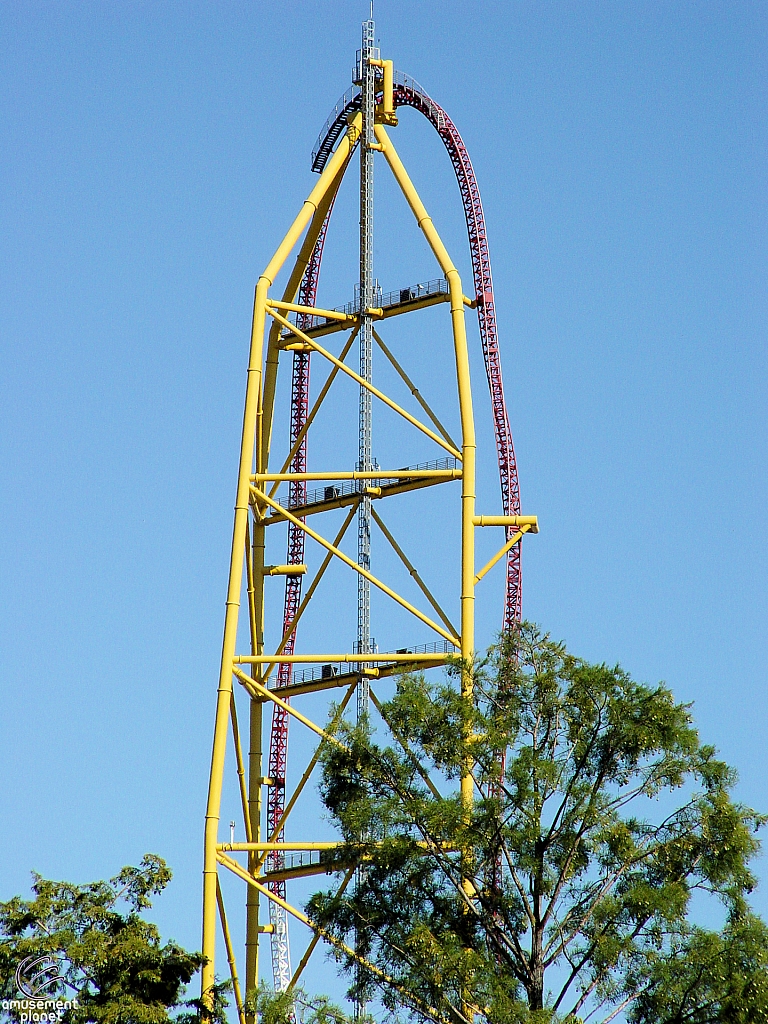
xmin=288 ymin=865 xmax=356 ymax=993
xmin=253 ymin=682 xmax=357 ymax=875
xmin=267 ymin=307 xmax=461 ymax=460
xmin=216 ymin=877 xmax=245 ymax=1024
xmin=372 ymin=327 xmax=458 ymax=452
xmin=269 ymin=327 xmax=360 ymax=499
xmin=369 ymin=688 xmax=443 ymax=802
xmin=474 ymin=525 xmax=531 ymax=585
xmin=216 ymin=852 xmax=447 ymax=1023
xmin=232 ymin=666 xmax=347 ymax=749
xmin=370 ymin=505 xmax=458 ymax=639
xmin=252 ymin=486 xmax=460 ymax=646
xmin=232 ymin=670 xmax=258 ymax=699
xmin=229 ymin=693 xmax=253 ymax=844
xmin=261 ymin=502 xmax=359 ymax=688
xmin=259 ymin=116 xmax=360 ymax=474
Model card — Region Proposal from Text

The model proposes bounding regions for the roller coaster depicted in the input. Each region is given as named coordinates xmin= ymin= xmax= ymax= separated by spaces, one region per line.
xmin=202 ymin=20 xmax=537 ymax=1020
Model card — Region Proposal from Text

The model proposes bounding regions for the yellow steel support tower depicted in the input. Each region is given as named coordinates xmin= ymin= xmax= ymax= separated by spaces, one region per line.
xmin=201 ymin=31 xmax=537 ymax=1020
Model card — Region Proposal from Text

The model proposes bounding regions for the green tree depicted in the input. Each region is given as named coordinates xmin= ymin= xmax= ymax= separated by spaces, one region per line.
xmin=245 ymin=984 xmax=355 ymax=1024
xmin=308 ymin=623 xmax=768 ymax=1023
xmin=0 ymin=855 xmax=222 ymax=1024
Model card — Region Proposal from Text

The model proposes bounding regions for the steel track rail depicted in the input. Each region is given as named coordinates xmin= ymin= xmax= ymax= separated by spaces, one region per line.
xmin=268 ymin=71 xmax=523 ymax=985
xmin=310 ymin=72 xmax=522 ymax=627
xmin=266 ymin=201 xmax=335 ymax=989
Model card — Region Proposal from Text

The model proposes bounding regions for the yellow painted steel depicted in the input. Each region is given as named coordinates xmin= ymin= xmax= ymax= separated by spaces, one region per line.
xmin=259 ymin=121 xmax=360 ymax=477
xmin=251 ymin=485 xmax=460 ymax=645
xmin=474 ymin=526 xmax=532 ymax=585
xmin=233 ymin=667 xmax=348 ymax=748
xmin=229 ymin=694 xmax=252 ymax=843
xmin=269 ymin=327 xmax=360 ymax=494
xmin=261 ymin=504 xmax=360 ymax=687
xmin=473 ymin=514 xmax=539 ymax=530
xmin=369 ymin=688 xmax=443 ymax=802
xmin=370 ymin=505 xmax=459 ymax=638
xmin=254 ymin=469 xmax=461 ymax=483
xmin=253 ymin=683 xmax=357 ymax=876
xmin=202 ymin=112 xmax=362 ymax=1007
xmin=372 ymin=327 xmax=459 ymax=450
xmin=202 ymin=64 xmax=537 ymax=1014
xmin=253 ymin=469 xmax=461 ymax=481
xmin=218 ymin=852 xmax=446 ymax=1023
xmin=234 ymin=652 xmax=451 ymax=664
xmin=266 ymin=298 xmax=355 ymax=322
xmin=221 ymin=842 xmax=342 ymax=851
xmin=266 ymin=307 xmax=462 ymax=459
xmin=288 ymin=867 xmax=356 ymax=993
xmin=217 ymin=877 xmax=246 ymax=1024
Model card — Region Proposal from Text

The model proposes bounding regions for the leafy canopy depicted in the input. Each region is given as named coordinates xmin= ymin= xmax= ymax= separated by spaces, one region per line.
xmin=0 ymin=855 xmax=220 ymax=1024
xmin=308 ymin=624 xmax=768 ymax=1024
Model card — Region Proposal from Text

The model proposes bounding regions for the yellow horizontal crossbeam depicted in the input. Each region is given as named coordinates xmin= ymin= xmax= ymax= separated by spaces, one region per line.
xmin=382 ymin=291 xmax=448 ymax=316
xmin=260 ymin=475 xmax=460 ymax=527
xmin=218 ymin=842 xmax=341 ymax=851
xmin=232 ymin=667 xmax=347 ymax=748
xmin=262 ymin=564 xmax=307 ymax=575
xmin=266 ymin=298 xmax=354 ymax=322
xmin=253 ymin=469 xmax=461 ymax=482
xmin=267 ymin=307 xmax=462 ymax=460
xmin=234 ymin=652 xmax=452 ymax=663
xmin=473 ymin=514 xmax=539 ymax=531
xmin=372 ymin=290 xmax=474 ymax=321
xmin=263 ymin=673 xmax=359 ymax=698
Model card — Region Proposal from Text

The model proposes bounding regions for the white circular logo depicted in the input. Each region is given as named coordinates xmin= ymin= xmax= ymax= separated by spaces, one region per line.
xmin=15 ymin=955 xmax=64 ymax=998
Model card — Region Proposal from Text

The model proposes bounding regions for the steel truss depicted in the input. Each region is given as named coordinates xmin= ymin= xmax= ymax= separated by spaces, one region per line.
xmin=202 ymin=39 xmax=537 ymax=1024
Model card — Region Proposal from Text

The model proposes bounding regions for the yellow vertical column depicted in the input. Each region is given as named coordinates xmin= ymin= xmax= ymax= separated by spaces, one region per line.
xmin=374 ymin=122 xmax=476 ymax=739
xmin=245 ymin=520 xmax=265 ymax=1007
xmin=201 ymin=120 xmax=362 ymax=1010
xmin=375 ymin=123 xmax=477 ymax=1022
xmin=202 ymin=276 xmax=269 ymax=1005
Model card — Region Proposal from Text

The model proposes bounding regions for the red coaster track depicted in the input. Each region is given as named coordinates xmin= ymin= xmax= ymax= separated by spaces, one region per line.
xmin=266 ymin=72 xmax=522 ymax=982
xmin=266 ymin=202 xmax=334 ymax=959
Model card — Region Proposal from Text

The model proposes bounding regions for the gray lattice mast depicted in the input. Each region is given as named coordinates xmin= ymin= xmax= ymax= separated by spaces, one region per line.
xmin=357 ymin=17 xmax=378 ymax=721
xmin=355 ymin=20 xmax=378 ymax=1023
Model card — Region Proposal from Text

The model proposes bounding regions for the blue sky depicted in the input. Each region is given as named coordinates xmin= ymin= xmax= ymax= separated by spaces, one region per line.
xmin=1 ymin=0 xmax=766 ymax=1010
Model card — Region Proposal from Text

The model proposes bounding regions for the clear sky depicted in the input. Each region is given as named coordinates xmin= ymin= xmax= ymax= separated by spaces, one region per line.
xmin=1 ymin=0 xmax=766 ymax=1010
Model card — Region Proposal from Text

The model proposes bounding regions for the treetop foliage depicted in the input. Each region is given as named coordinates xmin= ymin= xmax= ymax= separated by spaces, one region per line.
xmin=308 ymin=623 xmax=768 ymax=1024
xmin=0 ymin=855 xmax=221 ymax=1024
